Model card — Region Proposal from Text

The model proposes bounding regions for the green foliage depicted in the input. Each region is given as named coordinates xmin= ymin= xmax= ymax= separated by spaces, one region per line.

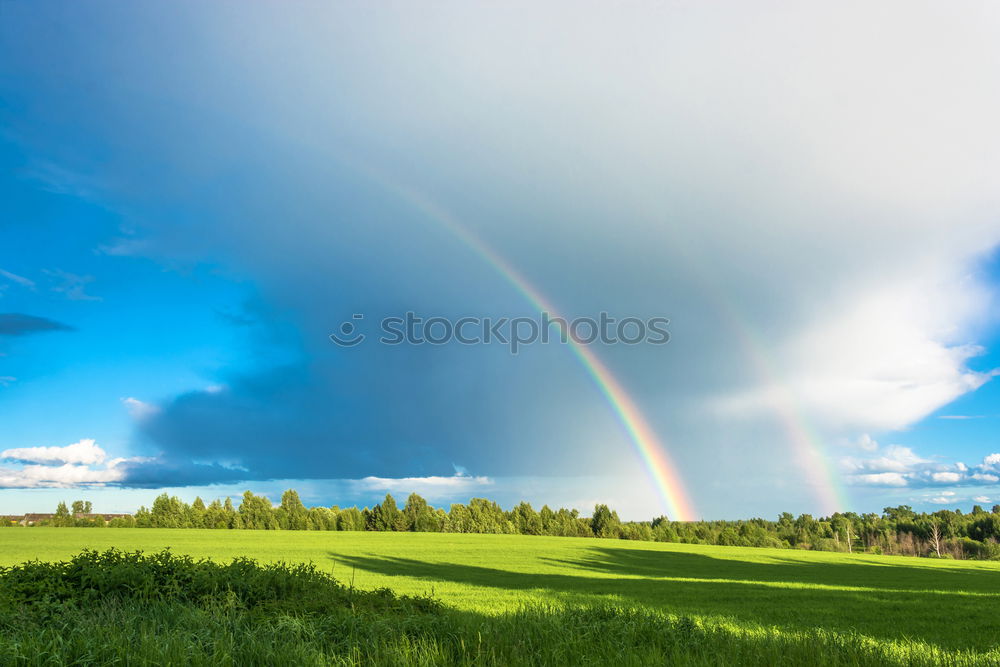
xmin=591 ymin=504 xmax=622 ymax=538
xmin=150 ymin=493 xmax=188 ymax=528
xmin=34 ymin=491 xmax=1000 ymax=562
xmin=239 ymin=491 xmax=277 ymax=530
xmin=0 ymin=548 xmax=439 ymax=616
xmin=367 ymin=494 xmax=406 ymax=532
xmin=404 ymin=493 xmax=440 ymax=532
xmin=337 ymin=507 xmax=365 ymax=531
xmin=0 ymin=541 xmax=999 ymax=665
xmin=279 ymin=489 xmax=308 ymax=530
xmin=510 ymin=501 xmax=542 ymax=535
xmin=52 ymin=502 xmax=72 ymax=528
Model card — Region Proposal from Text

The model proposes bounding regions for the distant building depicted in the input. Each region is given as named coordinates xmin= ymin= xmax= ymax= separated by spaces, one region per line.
xmin=6 ymin=512 xmax=134 ymax=526
xmin=73 ymin=513 xmax=132 ymax=522
xmin=20 ymin=513 xmax=55 ymax=526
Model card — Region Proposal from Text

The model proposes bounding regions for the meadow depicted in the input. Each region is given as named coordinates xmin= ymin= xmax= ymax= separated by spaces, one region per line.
xmin=1 ymin=529 xmax=999 ymax=665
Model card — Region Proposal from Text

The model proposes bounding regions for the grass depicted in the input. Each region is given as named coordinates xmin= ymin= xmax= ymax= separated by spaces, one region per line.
xmin=1 ymin=529 xmax=999 ymax=664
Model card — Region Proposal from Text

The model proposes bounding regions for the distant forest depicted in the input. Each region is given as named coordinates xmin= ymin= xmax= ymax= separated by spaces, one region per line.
xmin=12 ymin=491 xmax=1000 ymax=561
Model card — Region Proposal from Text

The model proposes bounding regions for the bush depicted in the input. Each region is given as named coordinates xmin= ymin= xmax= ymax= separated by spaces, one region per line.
xmin=0 ymin=548 xmax=441 ymax=617
xmin=0 ymin=549 xmax=997 ymax=665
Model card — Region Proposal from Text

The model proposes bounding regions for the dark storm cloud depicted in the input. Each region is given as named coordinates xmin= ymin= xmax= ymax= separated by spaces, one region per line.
xmin=115 ymin=458 xmax=251 ymax=488
xmin=128 ymin=338 xmax=637 ymax=486
xmin=6 ymin=2 xmax=1000 ymax=516
xmin=0 ymin=313 xmax=74 ymax=337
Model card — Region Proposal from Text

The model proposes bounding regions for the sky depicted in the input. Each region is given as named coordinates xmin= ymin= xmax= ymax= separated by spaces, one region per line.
xmin=2 ymin=1 xmax=1000 ymax=519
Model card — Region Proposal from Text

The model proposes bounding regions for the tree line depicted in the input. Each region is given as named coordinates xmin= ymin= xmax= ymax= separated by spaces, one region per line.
xmin=17 ymin=491 xmax=1000 ymax=560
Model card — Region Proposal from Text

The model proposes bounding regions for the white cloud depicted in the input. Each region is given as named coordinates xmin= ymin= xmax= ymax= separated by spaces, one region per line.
xmin=1 ymin=438 xmax=106 ymax=465
xmin=121 ymin=397 xmax=160 ymax=420
xmin=973 ymin=496 xmax=991 ymax=504
xmin=842 ymin=443 xmax=1000 ymax=488
xmin=0 ymin=441 xmax=141 ymax=489
xmin=0 ymin=268 xmax=34 ymax=288
xmin=841 ymin=445 xmax=928 ymax=474
xmin=854 ymin=434 xmax=878 ymax=452
xmin=983 ymin=453 xmax=1000 ymax=470
xmin=358 ymin=472 xmax=493 ymax=495
xmin=43 ymin=269 xmax=100 ymax=302
xmin=718 ymin=280 xmax=999 ymax=432
xmin=930 ymin=492 xmax=957 ymax=504
xmin=0 ymin=463 xmax=126 ymax=488
xmin=850 ymin=472 xmax=908 ymax=487
xmin=96 ymin=237 xmax=150 ymax=257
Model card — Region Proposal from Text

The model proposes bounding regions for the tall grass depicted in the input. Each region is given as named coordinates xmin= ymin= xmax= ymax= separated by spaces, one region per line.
xmin=0 ymin=549 xmax=994 ymax=666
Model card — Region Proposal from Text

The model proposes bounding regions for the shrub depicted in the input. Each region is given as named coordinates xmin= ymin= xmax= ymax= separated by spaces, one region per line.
xmin=0 ymin=548 xmax=441 ymax=617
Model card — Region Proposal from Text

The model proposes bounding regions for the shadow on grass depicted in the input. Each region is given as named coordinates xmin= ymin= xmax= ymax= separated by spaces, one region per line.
xmin=330 ymin=546 xmax=1000 ymax=650
xmin=542 ymin=545 xmax=1000 ymax=592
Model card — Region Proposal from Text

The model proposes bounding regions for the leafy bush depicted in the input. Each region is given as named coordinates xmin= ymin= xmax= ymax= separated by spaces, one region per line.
xmin=0 ymin=548 xmax=998 ymax=665
xmin=0 ymin=548 xmax=441 ymax=617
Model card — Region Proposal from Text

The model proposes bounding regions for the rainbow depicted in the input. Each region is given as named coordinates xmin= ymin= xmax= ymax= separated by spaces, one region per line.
xmin=689 ymin=266 xmax=849 ymax=516
xmin=723 ymin=310 xmax=849 ymax=516
xmin=379 ymin=184 xmax=698 ymax=521
xmin=327 ymin=149 xmax=841 ymax=518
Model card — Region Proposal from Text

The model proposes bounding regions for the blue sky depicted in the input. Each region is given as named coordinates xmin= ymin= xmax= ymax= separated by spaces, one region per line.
xmin=2 ymin=2 xmax=1000 ymax=519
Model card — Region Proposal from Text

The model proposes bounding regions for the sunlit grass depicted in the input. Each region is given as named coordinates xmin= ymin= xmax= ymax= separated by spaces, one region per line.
xmin=1 ymin=529 xmax=998 ymax=663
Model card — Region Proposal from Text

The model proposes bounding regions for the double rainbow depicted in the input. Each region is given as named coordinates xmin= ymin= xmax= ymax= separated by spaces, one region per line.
xmin=386 ymin=185 xmax=698 ymax=522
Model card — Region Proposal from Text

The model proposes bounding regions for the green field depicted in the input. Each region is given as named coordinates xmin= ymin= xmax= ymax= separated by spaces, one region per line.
xmin=3 ymin=528 xmax=999 ymax=661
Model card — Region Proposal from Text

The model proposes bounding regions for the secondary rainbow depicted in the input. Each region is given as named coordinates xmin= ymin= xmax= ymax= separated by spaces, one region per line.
xmin=685 ymin=263 xmax=849 ymax=515
xmin=382 ymin=184 xmax=698 ymax=522
xmin=721 ymin=306 xmax=849 ymax=515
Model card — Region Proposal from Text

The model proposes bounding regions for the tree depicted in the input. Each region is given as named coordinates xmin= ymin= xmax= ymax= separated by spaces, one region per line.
xmin=54 ymin=501 xmax=72 ymax=527
xmin=223 ymin=497 xmax=239 ymax=528
xmin=467 ymin=498 xmax=510 ymax=534
xmin=448 ymin=503 xmax=472 ymax=533
xmin=239 ymin=491 xmax=277 ymax=530
xmin=539 ymin=505 xmax=556 ymax=534
xmin=510 ymin=502 xmax=542 ymax=535
xmin=71 ymin=500 xmax=86 ymax=515
xmin=404 ymin=493 xmax=439 ymax=532
xmin=308 ymin=506 xmax=337 ymax=530
xmin=280 ymin=489 xmax=308 ymax=530
xmin=883 ymin=505 xmax=915 ymax=522
xmin=591 ymin=504 xmax=622 ymax=538
xmin=150 ymin=493 xmax=188 ymax=528
xmin=134 ymin=506 xmax=152 ymax=528
xmin=189 ymin=497 xmax=207 ymax=529
xmin=622 ymin=522 xmax=654 ymax=541
xmin=831 ymin=514 xmax=854 ymax=553
xmin=929 ymin=518 xmax=943 ymax=557
xmin=337 ymin=507 xmax=365 ymax=531
xmin=369 ymin=494 xmax=405 ymax=531
xmin=204 ymin=499 xmax=228 ymax=529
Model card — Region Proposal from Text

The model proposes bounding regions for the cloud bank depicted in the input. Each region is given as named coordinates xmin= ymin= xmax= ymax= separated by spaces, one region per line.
xmin=842 ymin=436 xmax=1000 ymax=489
xmin=3 ymin=2 xmax=1000 ymax=514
